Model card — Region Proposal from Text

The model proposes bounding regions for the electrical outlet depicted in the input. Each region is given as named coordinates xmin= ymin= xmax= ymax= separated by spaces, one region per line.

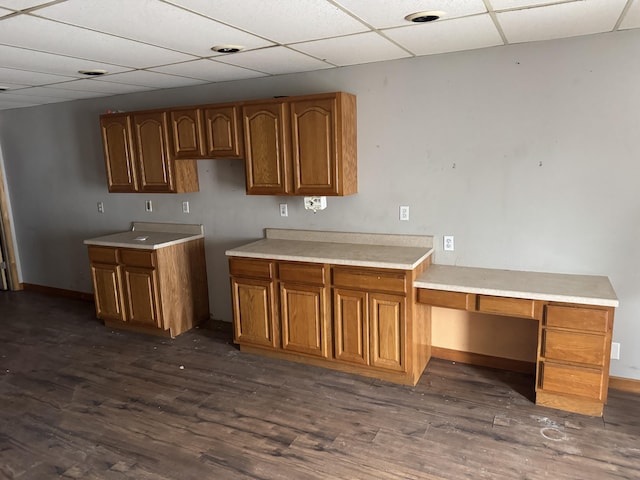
xmin=399 ymin=205 xmax=409 ymax=221
xmin=145 ymin=200 xmax=152 ymax=212
xmin=280 ymin=203 xmax=288 ymax=217
xmin=444 ymin=235 xmax=455 ymax=251
xmin=182 ymin=201 xmax=190 ymax=214
xmin=97 ymin=201 xmax=104 ymax=213
xmin=611 ymin=342 xmax=620 ymax=360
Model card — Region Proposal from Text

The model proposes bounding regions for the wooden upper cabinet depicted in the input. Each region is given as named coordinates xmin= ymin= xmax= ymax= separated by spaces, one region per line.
xmin=169 ymin=108 xmax=205 ymax=159
xmin=243 ymin=102 xmax=290 ymax=195
xmin=99 ymin=111 xmax=199 ymax=193
xmin=290 ymin=93 xmax=357 ymax=195
xmin=100 ymin=113 xmax=138 ymax=192
xmin=203 ymin=105 xmax=244 ymax=158
xmin=243 ymin=92 xmax=357 ymax=196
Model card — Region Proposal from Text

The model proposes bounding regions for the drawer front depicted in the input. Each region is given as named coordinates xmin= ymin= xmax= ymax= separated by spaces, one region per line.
xmin=543 ymin=330 xmax=607 ymax=366
xmin=545 ymin=305 xmax=610 ymax=333
xmin=540 ymin=362 xmax=604 ymax=400
xmin=417 ymin=288 xmax=473 ymax=310
xmin=279 ymin=262 xmax=325 ymax=285
xmin=333 ymin=268 xmax=406 ymax=294
xmin=476 ymin=295 xmax=541 ymax=319
xmin=120 ymin=249 xmax=156 ymax=268
xmin=88 ymin=246 xmax=119 ymax=264
xmin=229 ymin=257 xmax=274 ymax=279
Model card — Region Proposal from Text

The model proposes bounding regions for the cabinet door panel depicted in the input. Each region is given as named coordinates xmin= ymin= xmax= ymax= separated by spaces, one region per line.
xmin=243 ymin=103 xmax=289 ymax=194
xmin=101 ymin=114 xmax=138 ymax=192
xmin=169 ymin=108 xmax=204 ymax=159
xmin=204 ymin=106 xmax=243 ymax=158
xmin=370 ymin=293 xmax=405 ymax=372
xmin=280 ymin=283 xmax=328 ymax=358
xmin=290 ymin=98 xmax=336 ymax=195
xmin=334 ymin=289 xmax=369 ymax=365
xmin=133 ymin=112 xmax=174 ymax=192
xmin=232 ymin=277 xmax=277 ymax=348
xmin=90 ymin=263 xmax=125 ymax=322
xmin=123 ymin=266 xmax=162 ymax=328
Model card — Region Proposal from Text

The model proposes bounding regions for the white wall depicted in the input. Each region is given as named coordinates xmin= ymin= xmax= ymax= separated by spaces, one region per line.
xmin=1 ymin=30 xmax=639 ymax=380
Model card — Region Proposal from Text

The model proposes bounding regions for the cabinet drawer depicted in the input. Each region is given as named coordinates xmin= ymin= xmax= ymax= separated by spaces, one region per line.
xmin=417 ymin=289 xmax=473 ymax=310
xmin=279 ymin=262 xmax=325 ymax=285
xmin=540 ymin=362 xmax=604 ymax=400
xmin=543 ymin=330 xmax=607 ymax=366
xmin=229 ymin=257 xmax=274 ymax=279
xmin=545 ymin=305 xmax=610 ymax=333
xmin=120 ymin=249 xmax=156 ymax=268
xmin=476 ymin=295 xmax=542 ymax=319
xmin=88 ymin=246 xmax=118 ymax=264
xmin=333 ymin=268 xmax=406 ymax=294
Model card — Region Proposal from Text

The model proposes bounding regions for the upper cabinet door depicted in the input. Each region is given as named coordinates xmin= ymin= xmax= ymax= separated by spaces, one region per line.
xmin=203 ymin=105 xmax=244 ymax=158
xmin=290 ymin=97 xmax=336 ymax=195
xmin=169 ymin=108 xmax=205 ymax=159
xmin=133 ymin=112 xmax=175 ymax=193
xmin=100 ymin=114 xmax=138 ymax=193
xmin=243 ymin=102 xmax=289 ymax=195
xmin=291 ymin=93 xmax=357 ymax=196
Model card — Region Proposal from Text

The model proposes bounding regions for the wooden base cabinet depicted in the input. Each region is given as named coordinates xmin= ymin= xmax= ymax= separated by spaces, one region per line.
xmin=537 ymin=304 xmax=614 ymax=416
xmin=229 ymin=257 xmax=431 ymax=385
xmin=88 ymin=240 xmax=209 ymax=338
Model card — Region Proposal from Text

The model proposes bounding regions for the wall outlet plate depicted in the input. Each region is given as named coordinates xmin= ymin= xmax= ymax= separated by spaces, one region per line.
xmin=444 ymin=235 xmax=455 ymax=251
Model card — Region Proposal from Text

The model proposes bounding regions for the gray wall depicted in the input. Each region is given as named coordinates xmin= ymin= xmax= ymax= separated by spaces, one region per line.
xmin=1 ymin=29 xmax=639 ymax=380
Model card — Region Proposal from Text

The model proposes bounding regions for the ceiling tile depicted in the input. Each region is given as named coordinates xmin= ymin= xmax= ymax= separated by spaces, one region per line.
xmin=0 ymin=66 xmax=78 ymax=86
xmin=0 ymin=45 xmax=131 ymax=78
xmin=36 ymin=0 xmax=274 ymax=56
xmin=385 ymin=14 xmax=503 ymax=56
xmin=150 ymin=59 xmax=267 ymax=82
xmin=166 ymin=0 xmax=368 ymax=43
xmin=95 ymin=70 xmax=208 ymax=89
xmin=0 ymin=0 xmax=51 ymax=10
xmin=0 ymin=98 xmax=41 ymax=111
xmin=497 ymin=0 xmax=629 ymax=44
xmin=334 ymin=0 xmax=487 ymax=29
xmin=0 ymin=90 xmax=86 ymax=103
xmin=48 ymin=79 xmax=153 ymax=95
xmin=292 ymin=32 xmax=411 ymax=67
xmin=9 ymin=86 xmax=106 ymax=99
xmin=0 ymin=81 xmax=30 ymax=90
xmin=491 ymin=0 xmax=566 ymax=9
xmin=0 ymin=14 xmax=196 ymax=68
xmin=218 ymin=47 xmax=333 ymax=75
xmin=619 ymin=0 xmax=640 ymax=30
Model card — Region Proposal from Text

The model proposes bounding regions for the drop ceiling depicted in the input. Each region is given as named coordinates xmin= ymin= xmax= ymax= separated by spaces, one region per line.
xmin=0 ymin=0 xmax=638 ymax=111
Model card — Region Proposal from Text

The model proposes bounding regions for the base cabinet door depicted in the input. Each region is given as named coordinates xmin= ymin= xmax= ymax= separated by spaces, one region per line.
xmin=90 ymin=262 xmax=125 ymax=322
xmin=280 ymin=282 xmax=329 ymax=358
xmin=334 ymin=288 xmax=369 ymax=365
xmin=370 ymin=293 xmax=405 ymax=372
xmin=231 ymin=277 xmax=277 ymax=348
xmin=123 ymin=265 xmax=162 ymax=329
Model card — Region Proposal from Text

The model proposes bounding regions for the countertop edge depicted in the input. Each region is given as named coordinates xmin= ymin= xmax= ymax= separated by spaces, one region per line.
xmin=225 ymin=247 xmax=434 ymax=270
xmin=413 ymin=282 xmax=619 ymax=308
xmin=84 ymin=233 xmax=204 ymax=250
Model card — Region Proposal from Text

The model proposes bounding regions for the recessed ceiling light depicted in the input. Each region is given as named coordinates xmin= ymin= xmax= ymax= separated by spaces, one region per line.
xmin=78 ymin=69 xmax=108 ymax=76
xmin=211 ymin=45 xmax=245 ymax=53
xmin=405 ymin=10 xmax=445 ymax=23
xmin=0 ymin=86 xmax=8 ymax=91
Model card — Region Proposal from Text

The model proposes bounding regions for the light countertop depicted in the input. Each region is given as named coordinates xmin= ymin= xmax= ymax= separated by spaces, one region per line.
xmin=84 ymin=222 xmax=204 ymax=250
xmin=226 ymin=229 xmax=434 ymax=270
xmin=415 ymin=264 xmax=619 ymax=307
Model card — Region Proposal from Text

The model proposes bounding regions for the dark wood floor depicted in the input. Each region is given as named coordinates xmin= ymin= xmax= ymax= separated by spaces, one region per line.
xmin=1 ymin=291 xmax=639 ymax=480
